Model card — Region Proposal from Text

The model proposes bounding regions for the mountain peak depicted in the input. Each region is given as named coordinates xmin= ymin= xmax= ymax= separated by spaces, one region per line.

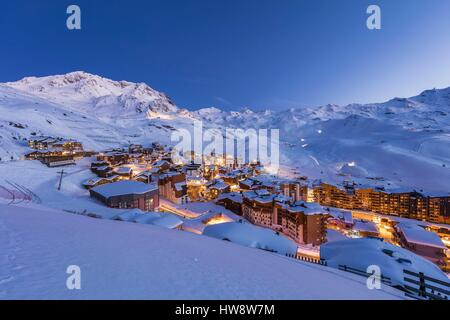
xmin=4 ymin=71 xmax=179 ymax=116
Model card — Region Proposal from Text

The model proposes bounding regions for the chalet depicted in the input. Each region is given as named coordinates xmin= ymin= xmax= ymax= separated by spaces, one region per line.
xmin=135 ymin=171 xmax=153 ymax=184
xmin=90 ymin=180 xmax=159 ymax=211
xmin=328 ymin=209 xmax=354 ymax=229
xmin=97 ymin=151 xmax=130 ymax=166
xmin=28 ymin=136 xmax=59 ymax=150
xmin=91 ymin=160 xmax=110 ymax=170
xmin=183 ymin=162 xmax=202 ymax=177
xmin=151 ymin=142 xmax=164 ymax=151
xmin=218 ymin=166 xmax=229 ymax=175
xmin=128 ymin=144 xmax=144 ymax=154
xmin=161 ymin=155 xmax=174 ymax=164
xmin=93 ymin=165 xmax=114 ymax=178
xmin=395 ymin=223 xmax=447 ymax=267
xmin=352 ymin=220 xmax=380 ymax=238
xmin=221 ymin=169 xmax=251 ymax=186
xmin=216 ymin=192 xmax=243 ymax=215
xmin=202 ymin=164 xmax=219 ymax=180
xmin=25 ymin=150 xmax=58 ymax=160
xmin=151 ymin=160 xmax=171 ymax=173
xmin=82 ymin=176 xmax=118 ymax=189
xmin=51 ymin=139 xmax=83 ymax=151
xmin=253 ymin=165 xmax=265 ymax=175
xmin=158 ymin=172 xmax=188 ymax=204
xmin=113 ymin=166 xmax=133 ymax=178
xmin=28 ymin=137 xmax=84 ymax=152
xmin=207 ymin=179 xmax=231 ymax=199
xmin=239 ymin=178 xmax=259 ymax=190
xmin=129 ymin=153 xmax=145 ymax=164
xmin=41 ymin=156 xmax=76 ymax=167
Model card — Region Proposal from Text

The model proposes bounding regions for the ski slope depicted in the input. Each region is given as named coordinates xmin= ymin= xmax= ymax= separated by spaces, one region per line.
xmin=0 ymin=203 xmax=405 ymax=300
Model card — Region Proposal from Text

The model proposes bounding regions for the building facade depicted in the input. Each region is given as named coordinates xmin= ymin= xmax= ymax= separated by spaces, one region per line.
xmin=311 ymin=183 xmax=450 ymax=224
xmin=158 ymin=172 xmax=189 ymax=204
xmin=242 ymin=190 xmax=327 ymax=246
xmin=90 ymin=180 xmax=160 ymax=211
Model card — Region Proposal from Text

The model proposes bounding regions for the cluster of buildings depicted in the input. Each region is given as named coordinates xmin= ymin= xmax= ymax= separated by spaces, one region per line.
xmin=327 ymin=208 xmax=449 ymax=271
xmin=23 ymin=137 xmax=449 ymax=266
xmin=81 ymin=146 xmax=330 ymax=246
xmin=394 ymin=223 xmax=448 ymax=270
xmin=25 ymin=136 xmax=94 ymax=167
xmin=85 ymin=144 xmax=188 ymax=210
xmin=311 ymin=183 xmax=450 ymax=225
xmin=85 ymin=148 xmax=248 ymax=211
xmin=217 ymin=177 xmax=328 ymax=246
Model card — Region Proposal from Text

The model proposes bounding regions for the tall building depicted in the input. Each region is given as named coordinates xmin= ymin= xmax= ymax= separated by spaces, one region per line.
xmin=312 ymin=183 xmax=450 ymax=224
xmin=242 ymin=190 xmax=327 ymax=246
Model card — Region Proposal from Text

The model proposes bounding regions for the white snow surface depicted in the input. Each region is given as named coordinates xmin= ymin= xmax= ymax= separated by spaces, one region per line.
xmin=0 ymin=203 xmax=406 ymax=300
xmin=321 ymin=238 xmax=449 ymax=288
xmin=203 ymin=222 xmax=298 ymax=255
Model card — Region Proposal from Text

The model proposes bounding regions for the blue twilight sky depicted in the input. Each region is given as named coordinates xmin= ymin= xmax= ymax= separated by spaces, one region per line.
xmin=1 ymin=0 xmax=450 ymax=111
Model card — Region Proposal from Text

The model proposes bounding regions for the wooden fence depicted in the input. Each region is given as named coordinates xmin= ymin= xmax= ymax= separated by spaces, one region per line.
xmin=403 ymin=269 xmax=449 ymax=300
xmin=338 ymin=264 xmax=392 ymax=285
xmin=285 ymin=253 xmax=327 ymax=266
xmin=287 ymin=257 xmax=450 ymax=300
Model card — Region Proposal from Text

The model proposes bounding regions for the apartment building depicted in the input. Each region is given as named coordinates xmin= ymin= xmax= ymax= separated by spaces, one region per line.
xmin=242 ymin=189 xmax=327 ymax=246
xmin=311 ymin=183 xmax=450 ymax=224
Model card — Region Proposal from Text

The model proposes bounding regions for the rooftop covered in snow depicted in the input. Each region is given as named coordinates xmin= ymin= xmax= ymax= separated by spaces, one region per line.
xmin=396 ymin=223 xmax=446 ymax=249
xmin=353 ymin=220 xmax=379 ymax=234
xmin=90 ymin=180 xmax=158 ymax=198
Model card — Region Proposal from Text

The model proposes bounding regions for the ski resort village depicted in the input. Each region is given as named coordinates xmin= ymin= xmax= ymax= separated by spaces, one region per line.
xmin=1 ymin=72 xmax=450 ymax=299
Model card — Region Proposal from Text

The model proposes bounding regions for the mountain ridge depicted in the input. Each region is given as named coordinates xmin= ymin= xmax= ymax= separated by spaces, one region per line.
xmin=1 ymin=71 xmax=449 ymax=194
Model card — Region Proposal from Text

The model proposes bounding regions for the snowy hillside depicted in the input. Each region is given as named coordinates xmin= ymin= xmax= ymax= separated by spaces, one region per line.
xmin=1 ymin=71 xmax=449 ymax=193
xmin=0 ymin=202 xmax=405 ymax=299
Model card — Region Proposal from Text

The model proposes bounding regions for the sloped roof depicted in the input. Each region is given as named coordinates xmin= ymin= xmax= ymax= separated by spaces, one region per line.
xmin=396 ymin=223 xmax=446 ymax=249
xmin=91 ymin=180 xmax=158 ymax=198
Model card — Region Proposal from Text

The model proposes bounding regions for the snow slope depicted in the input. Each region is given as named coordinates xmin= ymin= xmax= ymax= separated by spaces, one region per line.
xmin=321 ymin=238 xmax=449 ymax=291
xmin=0 ymin=203 xmax=405 ymax=300
xmin=1 ymin=71 xmax=450 ymax=193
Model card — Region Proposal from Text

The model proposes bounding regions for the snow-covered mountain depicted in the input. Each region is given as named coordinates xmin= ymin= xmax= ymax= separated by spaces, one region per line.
xmin=6 ymin=71 xmax=179 ymax=117
xmin=1 ymin=71 xmax=449 ymax=194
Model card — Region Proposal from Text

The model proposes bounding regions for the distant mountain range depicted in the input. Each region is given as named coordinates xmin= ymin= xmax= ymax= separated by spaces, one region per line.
xmin=1 ymin=71 xmax=449 ymax=194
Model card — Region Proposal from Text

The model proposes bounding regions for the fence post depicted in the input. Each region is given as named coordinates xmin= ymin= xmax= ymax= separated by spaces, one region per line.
xmin=418 ymin=272 xmax=426 ymax=298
